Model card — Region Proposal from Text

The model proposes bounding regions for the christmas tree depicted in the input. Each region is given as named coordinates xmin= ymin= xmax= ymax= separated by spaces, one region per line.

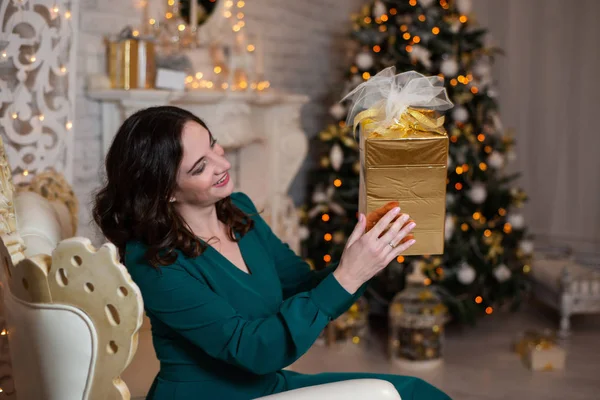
xmin=300 ymin=0 xmax=532 ymax=323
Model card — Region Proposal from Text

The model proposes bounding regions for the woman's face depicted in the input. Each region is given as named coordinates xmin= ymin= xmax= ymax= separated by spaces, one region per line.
xmin=172 ymin=121 xmax=233 ymax=206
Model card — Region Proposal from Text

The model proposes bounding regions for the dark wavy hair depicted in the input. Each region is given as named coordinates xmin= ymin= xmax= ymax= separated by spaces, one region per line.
xmin=93 ymin=106 xmax=253 ymax=267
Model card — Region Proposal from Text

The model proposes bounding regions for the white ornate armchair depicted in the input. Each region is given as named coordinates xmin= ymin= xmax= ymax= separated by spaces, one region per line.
xmin=0 ymin=137 xmax=400 ymax=400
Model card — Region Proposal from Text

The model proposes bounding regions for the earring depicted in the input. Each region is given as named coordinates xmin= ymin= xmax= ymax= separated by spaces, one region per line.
xmin=169 ymin=197 xmax=176 ymax=203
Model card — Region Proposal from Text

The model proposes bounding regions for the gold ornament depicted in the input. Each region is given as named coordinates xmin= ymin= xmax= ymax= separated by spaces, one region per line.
xmin=320 ymin=157 xmax=330 ymax=168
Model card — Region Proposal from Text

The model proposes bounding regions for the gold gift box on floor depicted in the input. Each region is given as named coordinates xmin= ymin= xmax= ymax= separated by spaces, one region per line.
xmin=106 ymin=39 xmax=156 ymax=90
xmin=513 ymin=330 xmax=566 ymax=371
xmin=358 ymin=108 xmax=449 ymax=256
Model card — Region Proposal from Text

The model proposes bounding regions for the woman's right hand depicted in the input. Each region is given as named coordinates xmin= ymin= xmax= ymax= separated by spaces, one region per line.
xmin=333 ymin=207 xmax=416 ymax=294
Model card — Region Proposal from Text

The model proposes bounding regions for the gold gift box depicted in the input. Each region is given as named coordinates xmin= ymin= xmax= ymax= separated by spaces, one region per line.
xmin=513 ymin=330 xmax=566 ymax=371
xmin=359 ymin=117 xmax=448 ymax=256
xmin=106 ymin=39 xmax=156 ymax=90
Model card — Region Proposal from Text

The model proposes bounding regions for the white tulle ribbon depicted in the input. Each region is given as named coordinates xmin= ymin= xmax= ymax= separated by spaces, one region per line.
xmin=341 ymin=67 xmax=454 ymax=137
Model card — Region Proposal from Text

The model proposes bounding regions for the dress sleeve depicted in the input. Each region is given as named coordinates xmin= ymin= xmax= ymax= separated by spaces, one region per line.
xmin=132 ymin=261 xmax=353 ymax=375
xmin=231 ymin=192 xmax=369 ymax=301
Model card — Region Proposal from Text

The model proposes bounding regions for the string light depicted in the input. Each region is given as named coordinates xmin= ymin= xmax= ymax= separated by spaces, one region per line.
xmin=400 ymin=24 xmax=408 ymax=32
xmin=455 ymin=166 xmax=464 ymax=174
xmin=409 ymin=0 xmax=417 ymax=5
xmin=222 ymin=83 xmax=229 ymax=89
xmin=39 ymin=115 xmax=45 ymax=121
xmin=424 ymin=278 xmax=432 ymax=286
xmin=66 ymin=121 xmax=73 ymax=130
xmin=450 ymin=79 xmax=458 ymax=86
xmin=333 ymin=179 xmax=342 ymax=187
xmin=224 ymin=10 xmax=232 ymax=18
xmin=477 ymin=133 xmax=485 ymax=142
xmin=462 ymin=164 xmax=469 ymax=172
xmin=195 ymin=72 xmax=203 ymax=79
xmin=418 ymin=14 xmax=426 ymax=22
xmin=379 ymin=25 xmax=387 ymax=32
xmin=364 ymin=17 xmax=372 ymax=24
xmin=30 ymin=56 xmax=36 ymax=62
xmin=165 ymin=12 xmax=173 ymax=19
xmin=461 ymin=223 xmax=469 ymax=231
xmin=133 ymin=30 xmax=140 ymax=36
xmin=402 ymin=32 xmax=411 ymax=40
xmin=397 ymin=256 xmax=404 ymax=263
xmin=350 ymin=66 xmax=358 ymax=73
xmin=237 ymin=12 xmax=244 ymax=19
xmin=450 ymin=136 xmax=458 ymax=143
xmin=323 ymin=254 xmax=332 ymax=262
xmin=459 ymin=15 xmax=468 ymax=23
xmin=455 ymin=182 xmax=463 ymax=190
xmin=177 ymin=24 xmax=185 ymax=32
xmin=473 ymin=212 xmax=481 ymax=220
xmin=523 ymin=264 xmax=531 ymax=273
xmin=390 ymin=8 xmax=397 ymax=15
xmin=406 ymin=45 xmax=413 ymax=52
xmin=479 ymin=162 xmax=487 ymax=171
xmin=237 ymin=0 xmax=245 ymax=7
xmin=503 ymin=223 xmax=512 ymax=234
xmin=485 ymin=306 xmax=493 ymax=315
xmin=232 ymin=25 xmax=241 ymax=32
xmin=1 ymin=52 xmax=7 ymax=58
xmin=484 ymin=145 xmax=492 ymax=153
xmin=324 ymin=233 xmax=332 ymax=241
xmin=471 ymin=87 xmax=479 ymax=94
xmin=247 ymin=44 xmax=255 ymax=52
xmin=225 ymin=0 xmax=233 ymax=7
xmin=186 ymin=76 xmax=193 ymax=83
xmin=0 ymin=329 xmax=7 ymax=335
xmin=149 ymin=18 xmax=156 ymax=25
xmin=484 ymin=229 xmax=492 ymax=237
xmin=475 ymin=296 xmax=483 ymax=304
xmin=381 ymin=14 xmax=388 ymax=22
xmin=11 ymin=112 xmax=17 ymax=119
xmin=52 ymin=5 xmax=59 ymax=12
xmin=214 ymin=66 xmax=222 ymax=74
xmin=498 ymin=208 xmax=507 ymax=216
xmin=362 ymin=72 xmax=371 ymax=80
xmin=22 ymin=170 xmax=29 ymax=176
xmin=321 ymin=213 xmax=330 ymax=222
xmin=373 ymin=45 xmax=381 ymax=53
xmin=432 ymin=26 xmax=440 ymax=35
xmin=413 ymin=35 xmax=421 ymax=43
xmin=65 ymin=11 xmax=71 ymax=19
xmin=352 ymin=336 xmax=360 ymax=344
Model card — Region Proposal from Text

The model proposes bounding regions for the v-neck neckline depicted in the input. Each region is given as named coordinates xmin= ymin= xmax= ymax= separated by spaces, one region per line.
xmin=208 ymin=232 xmax=254 ymax=276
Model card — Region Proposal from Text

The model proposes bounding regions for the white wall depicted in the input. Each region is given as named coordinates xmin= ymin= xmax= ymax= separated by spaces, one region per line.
xmin=74 ymin=0 xmax=365 ymax=241
xmin=473 ymin=0 xmax=600 ymax=251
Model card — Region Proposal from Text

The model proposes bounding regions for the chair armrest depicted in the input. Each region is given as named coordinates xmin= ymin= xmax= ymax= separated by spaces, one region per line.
xmin=255 ymin=379 xmax=401 ymax=400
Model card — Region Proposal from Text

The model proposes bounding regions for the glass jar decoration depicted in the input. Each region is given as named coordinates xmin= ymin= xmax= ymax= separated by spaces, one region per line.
xmin=325 ymin=297 xmax=369 ymax=346
xmin=388 ymin=263 xmax=448 ymax=369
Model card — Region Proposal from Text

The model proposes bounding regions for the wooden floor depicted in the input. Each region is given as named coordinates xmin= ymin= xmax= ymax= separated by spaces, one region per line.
xmin=289 ymin=303 xmax=600 ymax=400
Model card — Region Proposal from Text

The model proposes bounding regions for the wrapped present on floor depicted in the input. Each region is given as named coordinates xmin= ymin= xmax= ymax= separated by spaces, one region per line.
xmin=342 ymin=68 xmax=454 ymax=256
xmin=513 ymin=329 xmax=566 ymax=371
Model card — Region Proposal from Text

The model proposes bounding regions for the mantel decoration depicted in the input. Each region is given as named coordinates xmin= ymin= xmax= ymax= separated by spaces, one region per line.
xmin=105 ymin=0 xmax=269 ymax=92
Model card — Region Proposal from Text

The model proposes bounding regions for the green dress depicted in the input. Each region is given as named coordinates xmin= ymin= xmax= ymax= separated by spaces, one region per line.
xmin=124 ymin=192 xmax=451 ymax=400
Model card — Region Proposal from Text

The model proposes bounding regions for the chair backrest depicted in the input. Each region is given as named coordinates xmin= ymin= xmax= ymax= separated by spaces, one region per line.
xmin=0 ymin=137 xmax=144 ymax=399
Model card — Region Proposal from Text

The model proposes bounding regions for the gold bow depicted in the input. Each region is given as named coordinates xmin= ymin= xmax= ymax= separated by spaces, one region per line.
xmin=353 ymin=105 xmax=447 ymax=139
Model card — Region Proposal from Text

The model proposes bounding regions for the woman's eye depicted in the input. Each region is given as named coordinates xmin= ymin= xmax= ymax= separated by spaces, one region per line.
xmin=193 ymin=160 xmax=207 ymax=175
xmin=210 ymin=136 xmax=217 ymax=147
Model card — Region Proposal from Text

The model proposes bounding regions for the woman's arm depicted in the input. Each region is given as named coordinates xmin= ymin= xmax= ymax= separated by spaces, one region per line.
xmin=132 ymin=261 xmax=353 ymax=375
xmin=232 ymin=192 xmax=369 ymax=300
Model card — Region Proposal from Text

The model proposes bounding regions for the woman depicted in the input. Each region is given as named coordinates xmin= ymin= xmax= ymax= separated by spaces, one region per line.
xmin=94 ymin=106 xmax=451 ymax=400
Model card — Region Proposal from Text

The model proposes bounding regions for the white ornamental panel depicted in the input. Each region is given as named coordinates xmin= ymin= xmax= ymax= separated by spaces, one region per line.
xmin=0 ymin=0 xmax=78 ymax=184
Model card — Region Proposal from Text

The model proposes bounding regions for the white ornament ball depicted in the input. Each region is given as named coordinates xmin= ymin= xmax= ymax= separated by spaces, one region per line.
xmin=445 ymin=215 xmax=455 ymax=240
xmin=450 ymin=21 xmax=462 ymax=34
xmin=446 ymin=193 xmax=457 ymax=207
xmin=440 ymin=58 xmax=459 ymax=77
xmin=488 ymin=88 xmax=498 ymax=98
xmin=487 ymin=151 xmax=505 ymax=169
xmin=447 ymin=154 xmax=454 ymax=168
xmin=493 ymin=264 xmax=512 ymax=283
xmin=468 ymin=184 xmax=487 ymax=204
xmin=456 ymin=0 xmax=473 ymax=15
xmin=457 ymin=262 xmax=476 ymax=285
xmin=298 ymin=226 xmax=310 ymax=241
xmin=452 ymin=106 xmax=469 ymax=123
xmin=312 ymin=188 xmax=327 ymax=203
xmin=507 ymin=150 xmax=517 ymax=163
xmin=519 ymin=240 xmax=534 ymax=255
xmin=356 ymin=52 xmax=374 ymax=70
xmin=508 ymin=213 xmax=525 ymax=229
xmin=418 ymin=0 xmax=436 ymax=8
xmin=473 ymin=62 xmax=491 ymax=79
xmin=330 ymin=143 xmax=344 ymax=171
xmin=329 ymin=103 xmax=346 ymax=120
xmin=373 ymin=0 xmax=387 ymax=17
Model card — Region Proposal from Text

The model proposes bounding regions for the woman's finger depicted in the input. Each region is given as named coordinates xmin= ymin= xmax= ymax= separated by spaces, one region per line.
xmin=391 ymin=220 xmax=416 ymax=248
xmin=385 ymin=237 xmax=417 ymax=265
xmin=346 ymin=213 xmax=366 ymax=249
xmin=379 ymin=213 xmax=410 ymax=252
xmin=367 ymin=206 xmax=401 ymax=240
